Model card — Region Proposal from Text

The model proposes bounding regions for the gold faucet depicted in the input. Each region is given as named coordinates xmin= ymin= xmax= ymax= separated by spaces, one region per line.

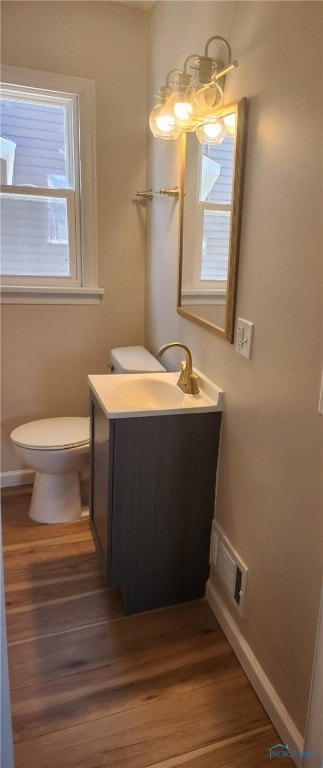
xmin=157 ymin=342 xmax=200 ymax=395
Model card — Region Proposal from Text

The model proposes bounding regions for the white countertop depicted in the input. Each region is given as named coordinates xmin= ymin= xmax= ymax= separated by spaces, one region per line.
xmin=88 ymin=370 xmax=224 ymax=419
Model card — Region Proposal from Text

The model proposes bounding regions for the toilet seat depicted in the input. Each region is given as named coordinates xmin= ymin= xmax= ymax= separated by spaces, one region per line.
xmin=11 ymin=417 xmax=90 ymax=451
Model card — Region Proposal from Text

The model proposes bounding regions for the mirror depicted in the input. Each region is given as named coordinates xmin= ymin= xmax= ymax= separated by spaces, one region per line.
xmin=177 ymin=99 xmax=247 ymax=343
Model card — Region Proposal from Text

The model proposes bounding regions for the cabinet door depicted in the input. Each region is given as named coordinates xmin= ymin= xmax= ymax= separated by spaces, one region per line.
xmin=111 ymin=412 xmax=221 ymax=614
xmin=90 ymin=396 xmax=110 ymax=576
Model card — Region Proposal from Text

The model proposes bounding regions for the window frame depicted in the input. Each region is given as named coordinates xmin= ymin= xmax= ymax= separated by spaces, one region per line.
xmin=194 ymin=142 xmax=231 ymax=293
xmin=181 ymin=136 xmax=235 ymax=303
xmin=0 ymin=65 xmax=103 ymax=304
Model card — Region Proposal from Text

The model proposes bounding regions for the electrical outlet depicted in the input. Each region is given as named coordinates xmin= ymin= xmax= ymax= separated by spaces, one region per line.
xmin=235 ymin=318 xmax=254 ymax=359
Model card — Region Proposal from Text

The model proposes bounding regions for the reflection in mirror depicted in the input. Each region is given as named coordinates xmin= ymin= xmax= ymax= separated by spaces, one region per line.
xmin=178 ymin=99 xmax=247 ymax=343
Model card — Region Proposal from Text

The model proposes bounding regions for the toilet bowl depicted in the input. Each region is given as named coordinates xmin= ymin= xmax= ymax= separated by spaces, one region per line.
xmin=11 ymin=417 xmax=90 ymax=524
xmin=10 ymin=348 xmax=163 ymax=525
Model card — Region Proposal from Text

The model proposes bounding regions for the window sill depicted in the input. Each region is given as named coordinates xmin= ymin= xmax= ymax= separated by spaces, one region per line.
xmin=0 ymin=285 xmax=105 ymax=304
xmin=181 ymin=289 xmax=226 ymax=306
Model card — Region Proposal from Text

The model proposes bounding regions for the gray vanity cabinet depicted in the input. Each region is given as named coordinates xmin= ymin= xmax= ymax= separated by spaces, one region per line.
xmin=90 ymin=391 xmax=222 ymax=615
xmin=90 ymin=395 xmax=112 ymax=575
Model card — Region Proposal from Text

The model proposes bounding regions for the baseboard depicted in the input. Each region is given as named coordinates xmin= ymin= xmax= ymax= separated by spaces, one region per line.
xmin=206 ymin=579 xmax=304 ymax=768
xmin=0 ymin=469 xmax=35 ymax=488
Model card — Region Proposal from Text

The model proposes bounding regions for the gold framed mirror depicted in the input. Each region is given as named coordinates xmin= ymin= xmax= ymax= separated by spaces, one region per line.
xmin=177 ymin=98 xmax=247 ymax=343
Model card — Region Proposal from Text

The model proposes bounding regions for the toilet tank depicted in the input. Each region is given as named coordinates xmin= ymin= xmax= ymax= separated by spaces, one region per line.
xmin=110 ymin=346 xmax=166 ymax=374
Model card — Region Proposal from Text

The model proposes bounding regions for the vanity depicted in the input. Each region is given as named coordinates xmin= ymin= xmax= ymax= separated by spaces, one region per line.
xmin=88 ymin=370 xmax=223 ymax=615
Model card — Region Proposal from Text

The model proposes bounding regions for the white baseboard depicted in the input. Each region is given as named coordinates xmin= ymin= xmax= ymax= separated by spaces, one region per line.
xmin=206 ymin=579 xmax=304 ymax=768
xmin=1 ymin=469 xmax=35 ymax=488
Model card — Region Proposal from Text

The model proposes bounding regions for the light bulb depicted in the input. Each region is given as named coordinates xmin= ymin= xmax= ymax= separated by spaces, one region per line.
xmin=203 ymin=122 xmax=222 ymax=139
xmin=149 ymin=104 xmax=181 ymax=140
xmin=168 ymin=72 xmax=196 ymax=132
xmin=168 ymin=96 xmax=196 ymax=132
xmin=196 ymin=120 xmax=226 ymax=145
xmin=156 ymin=114 xmax=174 ymax=132
xmin=173 ymin=101 xmax=193 ymax=121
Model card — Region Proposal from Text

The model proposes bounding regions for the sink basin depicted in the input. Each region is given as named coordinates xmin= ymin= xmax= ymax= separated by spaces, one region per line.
xmin=114 ymin=377 xmax=184 ymax=409
xmin=88 ymin=371 xmax=223 ymax=418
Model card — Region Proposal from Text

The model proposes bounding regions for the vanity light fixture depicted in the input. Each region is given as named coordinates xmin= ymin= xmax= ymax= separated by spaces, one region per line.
xmin=149 ymin=36 xmax=239 ymax=142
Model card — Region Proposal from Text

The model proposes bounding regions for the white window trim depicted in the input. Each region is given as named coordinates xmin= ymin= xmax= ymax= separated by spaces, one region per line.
xmin=194 ymin=200 xmax=230 ymax=290
xmin=0 ymin=65 xmax=103 ymax=305
xmin=181 ymin=288 xmax=226 ymax=306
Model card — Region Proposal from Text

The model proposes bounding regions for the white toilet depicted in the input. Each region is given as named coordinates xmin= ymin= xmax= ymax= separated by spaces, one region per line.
xmin=11 ymin=347 xmax=165 ymax=525
xmin=11 ymin=417 xmax=90 ymax=524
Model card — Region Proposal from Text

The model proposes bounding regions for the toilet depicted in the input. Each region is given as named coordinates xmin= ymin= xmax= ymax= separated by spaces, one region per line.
xmin=11 ymin=347 xmax=165 ymax=525
xmin=11 ymin=417 xmax=90 ymax=524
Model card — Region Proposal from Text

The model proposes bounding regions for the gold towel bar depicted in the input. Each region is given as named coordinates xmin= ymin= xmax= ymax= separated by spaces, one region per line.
xmin=135 ymin=186 xmax=180 ymax=201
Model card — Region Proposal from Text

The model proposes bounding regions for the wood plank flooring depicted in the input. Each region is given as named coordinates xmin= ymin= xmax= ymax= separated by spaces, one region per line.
xmin=1 ymin=485 xmax=293 ymax=768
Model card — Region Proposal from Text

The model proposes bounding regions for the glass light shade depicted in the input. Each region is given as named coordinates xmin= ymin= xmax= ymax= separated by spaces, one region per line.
xmin=167 ymin=72 xmax=197 ymax=132
xmin=222 ymin=112 xmax=236 ymax=135
xmin=149 ymin=104 xmax=181 ymax=140
xmin=196 ymin=119 xmax=226 ymax=145
xmin=167 ymin=94 xmax=196 ymax=132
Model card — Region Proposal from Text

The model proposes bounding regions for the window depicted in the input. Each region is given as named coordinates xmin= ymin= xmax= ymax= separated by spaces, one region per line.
xmin=0 ymin=66 xmax=103 ymax=303
xmin=198 ymin=138 xmax=234 ymax=284
xmin=181 ymin=134 xmax=235 ymax=306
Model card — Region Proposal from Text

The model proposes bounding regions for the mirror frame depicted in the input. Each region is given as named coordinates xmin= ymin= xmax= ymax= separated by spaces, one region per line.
xmin=177 ymin=98 xmax=247 ymax=343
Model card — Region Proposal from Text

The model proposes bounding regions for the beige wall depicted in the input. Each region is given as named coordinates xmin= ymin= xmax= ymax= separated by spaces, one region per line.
xmin=146 ymin=1 xmax=323 ymax=735
xmin=1 ymin=1 xmax=147 ymax=470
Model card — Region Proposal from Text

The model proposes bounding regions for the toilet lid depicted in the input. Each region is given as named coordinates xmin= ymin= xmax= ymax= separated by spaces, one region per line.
xmin=11 ymin=417 xmax=90 ymax=450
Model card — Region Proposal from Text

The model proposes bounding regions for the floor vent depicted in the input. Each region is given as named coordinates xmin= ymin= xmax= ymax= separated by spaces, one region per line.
xmin=210 ymin=523 xmax=248 ymax=618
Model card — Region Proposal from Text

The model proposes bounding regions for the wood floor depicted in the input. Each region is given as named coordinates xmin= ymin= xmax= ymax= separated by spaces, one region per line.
xmin=1 ymin=485 xmax=293 ymax=768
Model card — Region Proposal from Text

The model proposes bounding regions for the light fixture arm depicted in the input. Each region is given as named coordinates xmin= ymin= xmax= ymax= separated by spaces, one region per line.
xmin=214 ymin=60 xmax=239 ymax=81
xmin=165 ymin=68 xmax=184 ymax=87
xmin=204 ymin=35 xmax=232 ymax=61
xmin=204 ymin=36 xmax=239 ymax=81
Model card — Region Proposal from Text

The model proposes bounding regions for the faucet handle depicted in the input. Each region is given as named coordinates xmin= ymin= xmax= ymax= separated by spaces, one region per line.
xmin=189 ymin=373 xmax=200 ymax=395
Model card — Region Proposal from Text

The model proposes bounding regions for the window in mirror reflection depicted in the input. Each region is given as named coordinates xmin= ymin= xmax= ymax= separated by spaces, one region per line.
xmin=195 ymin=136 xmax=234 ymax=290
